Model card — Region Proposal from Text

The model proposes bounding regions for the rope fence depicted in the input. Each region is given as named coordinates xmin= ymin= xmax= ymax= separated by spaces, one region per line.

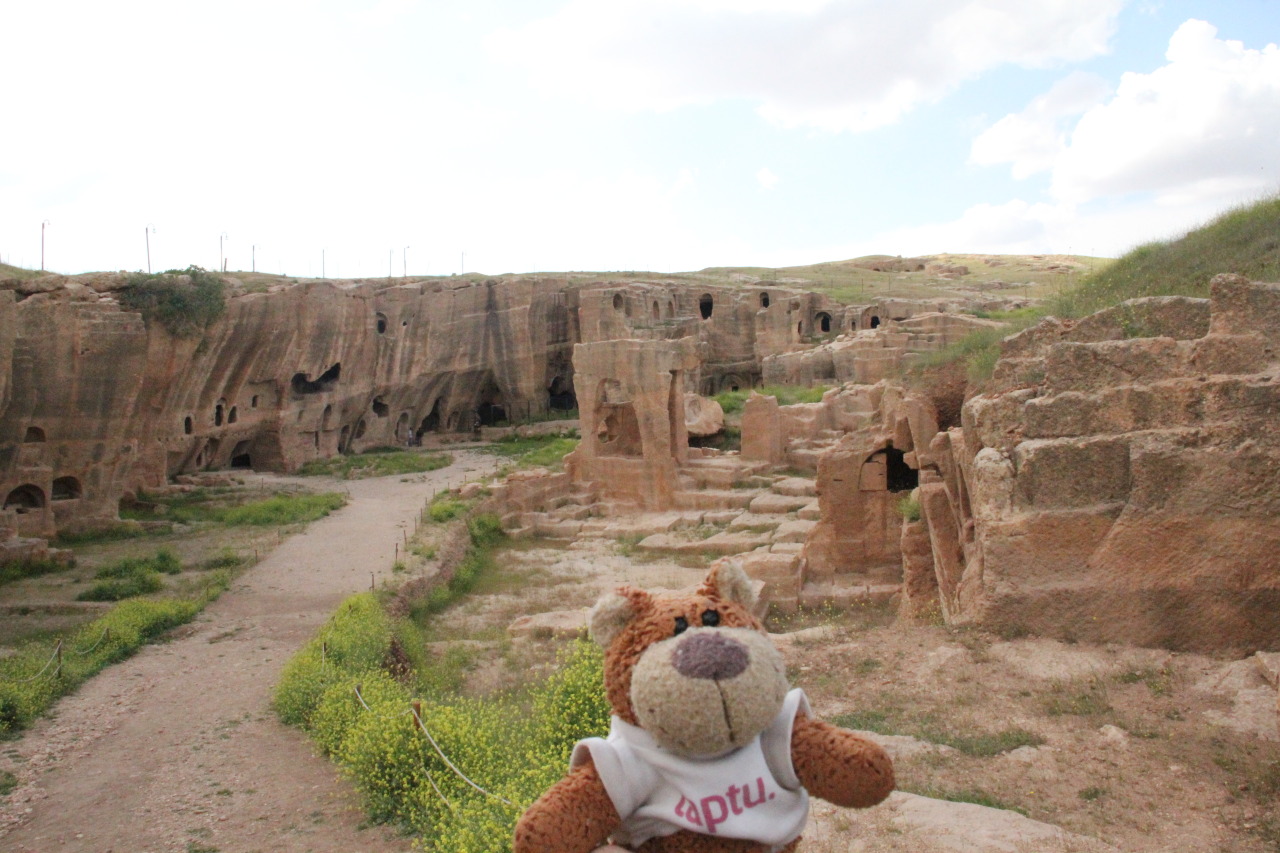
xmin=9 ymin=627 xmax=116 ymax=684
xmin=349 ymin=684 xmax=517 ymax=810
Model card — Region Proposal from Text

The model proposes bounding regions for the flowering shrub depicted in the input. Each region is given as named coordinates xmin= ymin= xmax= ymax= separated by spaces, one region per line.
xmin=275 ymin=590 xmax=611 ymax=851
xmin=0 ymin=574 xmax=228 ymax=735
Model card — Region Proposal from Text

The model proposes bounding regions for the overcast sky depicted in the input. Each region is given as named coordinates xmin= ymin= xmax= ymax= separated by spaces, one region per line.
xmin=3 ymin=0 xmax=1278 ymax=278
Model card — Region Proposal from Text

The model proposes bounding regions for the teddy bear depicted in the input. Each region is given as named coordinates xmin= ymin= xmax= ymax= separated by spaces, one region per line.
xmin=513 ymin=563 xmax=895 ymax=853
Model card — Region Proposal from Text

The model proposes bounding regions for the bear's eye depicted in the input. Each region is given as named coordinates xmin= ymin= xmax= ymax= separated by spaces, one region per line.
xmin=673 ymin=616 xmax=689 ymax=635
xmin=701 ymin=609 xmax=720 ymax=627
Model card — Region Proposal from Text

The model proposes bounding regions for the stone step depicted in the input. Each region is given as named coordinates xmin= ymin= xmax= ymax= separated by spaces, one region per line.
xmin=772 ymin=518 xmax=816 ymax=543
xmin=799 ymin=581 xmax=899 ymax=610
xmin=637 ymin=529 xmax=773 ymax=556
xmin=748 ymin=492 xmax=812 ymax=514
xmin=673 ymin=489 xmax=759 ymax=511
xmin=771 ymin=477 xmax=818 ymax=497
xmin=727 ymin=512 xmax=784 ymax=532
xmin=796 ymin=501 xmax=822 ymax=521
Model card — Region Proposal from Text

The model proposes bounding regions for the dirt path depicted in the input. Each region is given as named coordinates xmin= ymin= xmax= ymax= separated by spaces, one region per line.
xmin=0 ymin=450 xmax=500 ymax=853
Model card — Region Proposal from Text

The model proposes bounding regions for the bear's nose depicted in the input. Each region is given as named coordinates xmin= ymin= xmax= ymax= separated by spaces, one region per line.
xmin=671 ymin=631 xmax=749 ymax=680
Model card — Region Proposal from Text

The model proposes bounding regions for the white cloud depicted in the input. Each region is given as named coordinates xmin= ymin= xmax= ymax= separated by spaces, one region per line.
xmin=489 ymin=0 xmax=1125 ymax=133
xmin=976 ymin=20 xmax=1280 ymax=208
xmin=756 ymin=167 xmax=780 ymax=190
xmin=970 ymin=72 xmax=1112 ymax=178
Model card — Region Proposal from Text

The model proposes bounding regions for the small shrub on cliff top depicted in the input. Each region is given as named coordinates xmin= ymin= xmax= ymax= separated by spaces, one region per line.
xmin=118 ymin=266 xmax=226 ymax=337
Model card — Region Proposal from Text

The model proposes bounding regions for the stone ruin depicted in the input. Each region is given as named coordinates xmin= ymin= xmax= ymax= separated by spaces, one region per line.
xmin=1 ymin=265 xmax=1276 ymax=653
xmin=493 ymin=275 xmax=1280 ymax=654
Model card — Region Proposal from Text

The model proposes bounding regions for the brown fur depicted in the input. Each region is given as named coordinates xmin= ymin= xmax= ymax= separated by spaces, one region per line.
xmin=513 ymin=566 xmax=893 ymax=853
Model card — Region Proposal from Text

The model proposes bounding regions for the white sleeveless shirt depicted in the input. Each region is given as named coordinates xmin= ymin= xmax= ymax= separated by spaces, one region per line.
xmin=570 ymin=688 xmax=811 ymax=852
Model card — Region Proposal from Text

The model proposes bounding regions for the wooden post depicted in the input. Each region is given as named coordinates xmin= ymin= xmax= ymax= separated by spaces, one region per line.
xmin=55 ymin=640 xmax=63 ymax=680
xmin=370 ymin=572 xmax=375 ymax=590
xmin=412 ymin=700 xmax=423 ymax=731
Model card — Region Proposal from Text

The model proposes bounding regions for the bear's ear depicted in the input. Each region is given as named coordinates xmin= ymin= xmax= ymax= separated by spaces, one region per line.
xmin=698 ymin=563 xmax=756 ymax=611
xmin=589 ymin=586 xmax=650 ymax=649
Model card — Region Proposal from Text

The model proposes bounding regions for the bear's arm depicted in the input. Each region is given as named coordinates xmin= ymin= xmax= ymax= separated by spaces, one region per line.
xmin=513 ymin=757 xmax=622 ymax=853
xmin=790 ymin=715 xmax=895 ymax=808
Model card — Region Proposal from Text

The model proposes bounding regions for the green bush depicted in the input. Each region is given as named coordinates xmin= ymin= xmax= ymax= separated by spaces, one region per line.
xmin=485 ymin=434 xmax=580 ymax=470
xmin=0 ymin=557 xmax=69 ymax=587
xmin=895 ymin=495 xmax=922 ymax=523
xmin=77 ymin=571 xmax=163 ymax=602
xmin=297 ymin=451 xmax=452 ymax=479
xmin=218 ymin=492 xmax=346 ymax=526
xmin=118 ymin=266 xmax=226 ymax=337
xmin=0 ymin=591 xmax=222 ymax=736
xmin=276 ymin=595 xmax=610 ymax=850
xmin=428 ymin=498 xmax=469 ymax=523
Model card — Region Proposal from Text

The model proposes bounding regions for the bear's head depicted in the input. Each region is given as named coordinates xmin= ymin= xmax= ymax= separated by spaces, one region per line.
xmin=588 ymin=564 xmax=789 ymax=757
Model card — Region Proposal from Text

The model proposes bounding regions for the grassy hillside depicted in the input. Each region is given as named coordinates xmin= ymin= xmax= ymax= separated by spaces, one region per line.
xmin=1051 ymin=194 xmax=1280 ymax=318
xmin=0 ymin=262 xmax=44 ymax=282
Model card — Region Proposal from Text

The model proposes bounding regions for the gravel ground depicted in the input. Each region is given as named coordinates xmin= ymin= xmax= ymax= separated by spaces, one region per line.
xmin=0 ymin=451 xmax=499 ymax=853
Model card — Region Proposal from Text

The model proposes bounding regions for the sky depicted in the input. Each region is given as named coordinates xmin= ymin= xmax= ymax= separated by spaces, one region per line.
xmin=2 ymin=0 xmax=1278 ymax=278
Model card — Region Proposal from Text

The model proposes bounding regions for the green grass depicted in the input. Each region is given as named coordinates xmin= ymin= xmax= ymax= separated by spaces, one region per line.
xmin=1051 ymin=193 xmax=1280 ymax=318
xmin=296 ymin=451 xmax=452 ymax=479
xmin=830 ymin=709 xmax=1043 ymax=756
xmin=484 ymin=433 xmax=579 ymax=469
xmin=117 ymin=266 xmax=226 ymax=337
xmin=0 ymin=557 xmax=70 ymax=587
xmin=0 ymin=581 xmax=231 ymax=735
xmin=714 ymin=384 xmax=830 ymax=415
xmin=898 ymin=782 xmax=1028 ymax=815
xmin=218 ymin=493 xmax=346 ymax=525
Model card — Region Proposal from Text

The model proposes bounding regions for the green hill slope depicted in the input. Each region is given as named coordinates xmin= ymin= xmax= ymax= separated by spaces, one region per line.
xmin=1054 ymin=194 xmax=1280 ymax=317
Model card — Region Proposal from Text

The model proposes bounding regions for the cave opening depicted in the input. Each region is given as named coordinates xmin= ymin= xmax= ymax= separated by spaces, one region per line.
xmin=699 ymin=294 xmax=714 ymax=320
xmin=4 ymin=484 xmax=45 ymax=512
xmin=230 ymin=440 xmax=253 ymax=469
xmin=884 ymin=447 xmax=918 ymax=492
xmin=23 ymin=426 xmax=45 ymax=443
xmin=376 ymin=312 xmax=388 ymax=334
xmin=759 ymin=292 xmax=770 ymax=308
xmin=869 ymin=315 xmax=881 ymax=329
xmin=419 ymin=399 xmax=442 ymax=435
xmin=372 ymin=396 xmax=389 ymax=417
xmin=816 ymin=312 xmax=832 ymax=333
xmin=291 ymin=363 xmax=341 ymax=395
xmin=51 ymin=476 xmax=81 ymax=500
xmin=548 ymin=375 xmax=576 ymax=411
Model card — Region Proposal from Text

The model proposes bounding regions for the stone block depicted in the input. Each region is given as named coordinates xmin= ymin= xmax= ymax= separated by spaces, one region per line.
xmin=1013 ymin=437 xmax=1131 ymax=510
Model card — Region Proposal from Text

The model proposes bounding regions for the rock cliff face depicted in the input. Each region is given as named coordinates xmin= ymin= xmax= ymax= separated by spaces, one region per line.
xmin=0 ymin=276 xmax=580 ymax=536
xmin=0 ymin=272 xmax=885 ymax=538
xmin=938 ymin=277 xmax=1280 ymax=651
xmin=788 ymin=277 xmax=1279 ymax=652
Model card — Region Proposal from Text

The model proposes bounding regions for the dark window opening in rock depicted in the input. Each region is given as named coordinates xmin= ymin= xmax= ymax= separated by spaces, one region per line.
xmin=230 ymin=441 xmax=252 ymax=469
xmin=23 ymin=426 xmax=45 ymax=443
xmin=228 ymin=406 xmax=238 ymax=424
xmin=420 ymin=399 xmax=442 ymax=435
xmin=797 ymin=321 xmax=803 ymax=335
xmin=816 ymin=312 xmax=832 ymax=333
xmin=214 ymin=403 xmax=225 ymax=427
xmin=354 ymin=418 xmax=367 ymax=439
xmin=372 ymin=396 xmax=389 ymax=417
xmin=291 ymin=363 xmax=341 ymax=395
xmin=475 ymin=376 xmax=507 ymax=427
xmin=548 ymin=375 xmax=576 ymax=411
xmin=376 ymin=312 xmax=388 ymax=334
xmin=870 ymin=315 xmax=881 ymax=329
xmin=395 ymin=412 xmax=410 ymax=442
xmin=321 ymin=404 xmax=333 ymax=431
xmin=699 ymin=294 xmax=713 ymax=320
xmin=851 ymin=318 xmax=858 ymax=330
xmin=338 ymin=425 xmax=351 ymax=453
xmin=51 ymin=476 xmax=81 ymax=500
xmin=251 ymin=395 xmax=260 ymax=408
xmin=884 ymin=447 xmax=918 ymax=492
xmin=5 ymin=484 xmax=44 ymax=511
xmin=759 ymin=292 xmax=770 ymax=308
xmin=613 ymin=293 xmax=624 ymax=311
xmin=476 ymin=402 xmax=506 ymax=427
xmin=652 ymin=301 xmax=660 ymax=320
